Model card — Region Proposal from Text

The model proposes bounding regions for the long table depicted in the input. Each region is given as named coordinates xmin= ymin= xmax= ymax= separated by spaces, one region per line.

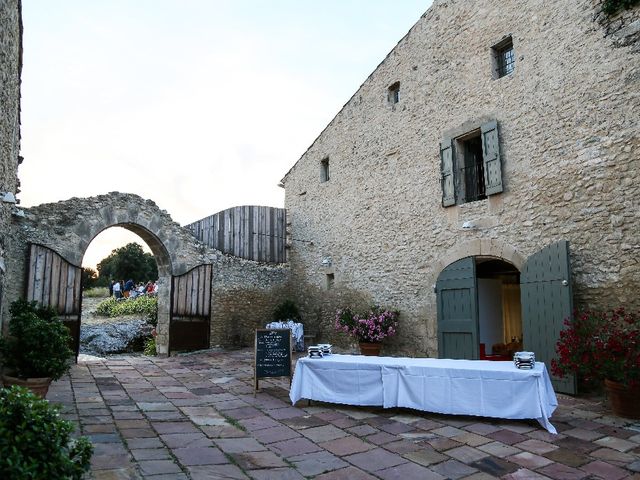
xmin=289 ymin=354 xmax=558 ymax=433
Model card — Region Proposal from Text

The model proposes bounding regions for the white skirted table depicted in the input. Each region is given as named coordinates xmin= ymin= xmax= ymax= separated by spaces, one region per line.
xmin=289 ymin=354 xmax=558 ymax=433
xmin=266 ymin=321 xmax=305 ymax=352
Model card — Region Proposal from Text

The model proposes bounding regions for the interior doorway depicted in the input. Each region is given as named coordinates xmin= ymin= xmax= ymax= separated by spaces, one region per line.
xmin=476 ymin=258 xmax=522 ymax=359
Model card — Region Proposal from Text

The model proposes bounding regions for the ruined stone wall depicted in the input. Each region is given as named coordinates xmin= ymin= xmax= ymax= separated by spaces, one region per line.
xmin=3 ymin=193 xmax=291 ymax=353
xmin=0 ymin=0 xmax=22 ymax=330
xmin=282 ymin=0 xmax=640 ymax=356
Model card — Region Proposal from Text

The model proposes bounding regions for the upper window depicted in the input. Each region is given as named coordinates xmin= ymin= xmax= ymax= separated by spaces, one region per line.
xmin=388 ymin=82 xmax=400 ymax=104
xmin=320 ymin=158 xmax=330 ymax=183
xmin=492 ymin=37 xmax=515 ymax=78
xmin=440 ymin=120 xmax=503 ymax=207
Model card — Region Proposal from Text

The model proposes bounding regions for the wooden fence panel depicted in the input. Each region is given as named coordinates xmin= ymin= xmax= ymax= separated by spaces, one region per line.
xmin=186 ymin=206 xmax=286 ymax=263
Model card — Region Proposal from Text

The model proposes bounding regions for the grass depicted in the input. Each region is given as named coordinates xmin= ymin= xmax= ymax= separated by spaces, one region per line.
xmin=83 ymin=287 xmax=109 ymax=298
xmin=94 ymin=296 xmax=158 ymax=325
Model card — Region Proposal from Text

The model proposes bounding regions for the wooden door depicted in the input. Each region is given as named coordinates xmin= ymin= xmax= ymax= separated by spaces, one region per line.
xmin=169 ymin=264 xmax=212 ymax=353
xmin=521 ymin=240 xmax=576 ymax=394
xmin=25 ymin=244 xmax=82 ymax=359
xmin=436 ymin=257 xmax=479 ymax=359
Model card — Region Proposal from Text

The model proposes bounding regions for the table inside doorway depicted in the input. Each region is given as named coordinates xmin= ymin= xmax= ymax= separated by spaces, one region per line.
xmin=289 ymin=354 xmax=558 ymax=433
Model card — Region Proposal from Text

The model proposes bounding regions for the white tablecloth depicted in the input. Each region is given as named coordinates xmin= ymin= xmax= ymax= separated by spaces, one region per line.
xmin=290 ymin=354 xmax=558 ymax=433
xmin=266 ymin=321 xmax=304 ymax=351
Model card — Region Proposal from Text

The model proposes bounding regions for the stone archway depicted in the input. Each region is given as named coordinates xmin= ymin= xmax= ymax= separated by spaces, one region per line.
xmin=431 ymin=238 xmax=525 ymax=287
xmin=12 ymin=192 xmax=216 ymax=355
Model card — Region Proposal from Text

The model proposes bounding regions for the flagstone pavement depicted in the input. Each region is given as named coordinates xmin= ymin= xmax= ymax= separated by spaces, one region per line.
xmin=47 ymin=349 xmax=640 ymax=479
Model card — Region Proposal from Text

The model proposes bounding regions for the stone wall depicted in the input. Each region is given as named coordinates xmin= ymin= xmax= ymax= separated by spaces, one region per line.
xmin=594 ymin=0 xmax=640 ymax=50
xmin=210 ymin=258 xmax=290 ymax=348
xmin=282 ymin=0 xmax=640 ymax=357
xmin=0 ymin=0 xmax=22 ymax=331
xmin=4 ymin=193 xmax=291 ymax=354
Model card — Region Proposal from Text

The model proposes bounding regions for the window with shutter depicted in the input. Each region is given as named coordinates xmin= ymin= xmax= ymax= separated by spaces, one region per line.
xmin=440 ymin=140 xmax=456 ymax=207
xmin=440 ymin=119 xmax=503 ymax=206
xmin=481 ymin=120 xmax=503 ymax=195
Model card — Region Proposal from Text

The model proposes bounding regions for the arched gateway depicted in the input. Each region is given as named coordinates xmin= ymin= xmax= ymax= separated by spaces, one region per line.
xmin=13 ymin=192 xmax=223 ymax=356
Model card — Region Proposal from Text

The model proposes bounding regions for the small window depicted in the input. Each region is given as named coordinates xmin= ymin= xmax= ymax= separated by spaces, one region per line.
xmin=326 ymin=273 xmax=335 ymax=290
xmin=320 ymin=158 xmax=330 ymax=182
xmin=388 ymin=82 xmax=400 ymax=104
xmin=492 ymin=37 xmax=515 ymax=78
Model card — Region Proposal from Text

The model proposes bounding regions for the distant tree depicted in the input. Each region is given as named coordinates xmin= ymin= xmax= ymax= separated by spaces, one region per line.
xmin=96 ymin=243 xmax=158 ymax=283
xmin=81 ymin=267 xmax=99 ymax=290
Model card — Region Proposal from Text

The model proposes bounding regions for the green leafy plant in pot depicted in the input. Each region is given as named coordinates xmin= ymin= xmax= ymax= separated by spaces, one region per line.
xmin=0 ymin=300 xmax=74 ymax=397
xmin=0 ymin=385 xmax=93 ymax=479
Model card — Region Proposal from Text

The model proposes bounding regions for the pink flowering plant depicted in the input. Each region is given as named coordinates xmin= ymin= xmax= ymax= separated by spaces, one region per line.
xmin=335 ymin=306 xmax=399 ymax=343
xmin=551 ymin=308 xmax=640 ymax=389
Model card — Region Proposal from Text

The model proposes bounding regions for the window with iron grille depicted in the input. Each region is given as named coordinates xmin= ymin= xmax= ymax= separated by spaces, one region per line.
xmin=440 ymin=120 xmax=503 ymax=207
xmin=492 ymin=37 xmax=515 ymax=79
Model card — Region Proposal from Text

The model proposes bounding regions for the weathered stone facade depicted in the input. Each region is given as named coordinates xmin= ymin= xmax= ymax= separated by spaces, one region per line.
xmin=4 ymin=193 xmax=290 ymax=354
xmin=282 ymin=0 xmax=640 ymax=356
xmin=0 ymin=0 xmax=22 ymax=331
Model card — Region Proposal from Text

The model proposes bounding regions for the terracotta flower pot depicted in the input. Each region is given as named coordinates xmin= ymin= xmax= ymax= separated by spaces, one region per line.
xmin=359 ymin=342 xmax=382 ymax=356
xmin=2 ymin=374 xmax=52 ymax=399
xmin=604 ymin=379 xmax=640 ymax=419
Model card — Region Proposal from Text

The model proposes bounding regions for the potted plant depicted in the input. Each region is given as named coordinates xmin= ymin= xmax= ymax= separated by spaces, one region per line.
xmin=0 ymin=300 xmax=74 ymax=397
xmin=0 ymin=385 xmax=93 ymax=479
xmin=335 ymin=306 xmax=399 ymax=356
xmin=551 ymin=307 xmax=640 ymax=418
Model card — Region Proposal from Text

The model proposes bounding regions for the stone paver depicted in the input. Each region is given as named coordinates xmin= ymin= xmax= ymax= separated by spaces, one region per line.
xmin=344 ymin=447 xmax=408 ymax=472
xmin=44 ymin=349 xmax=640 ymax=479
xmin=288 ymin=450 xmax=349 ymax=476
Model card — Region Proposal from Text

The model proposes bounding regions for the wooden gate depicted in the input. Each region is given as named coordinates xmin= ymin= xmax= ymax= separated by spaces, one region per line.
xmin=521 ymin=240 xmax=576 ymax=394
xmin=436 ymin=257 xmax=479 ymax=359
xmin=25 ymin=244 xmax=82 ymax=358
xmin=169 ymin=264 xmax=213 ymax=353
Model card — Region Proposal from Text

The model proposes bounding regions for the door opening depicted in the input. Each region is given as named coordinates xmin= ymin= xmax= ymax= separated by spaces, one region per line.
xmin=476 ymin=258 xmax=522 ymax=359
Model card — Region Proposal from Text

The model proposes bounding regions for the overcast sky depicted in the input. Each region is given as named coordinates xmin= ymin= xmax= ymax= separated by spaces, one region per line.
xmin=19 ymin=0 xmax=432 ymax=270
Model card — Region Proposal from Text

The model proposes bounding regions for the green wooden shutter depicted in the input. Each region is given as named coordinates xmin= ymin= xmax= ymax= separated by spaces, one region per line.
xmin=481 ymin=120 xmax=503 ymax=195
xmin=440 ymin=139 xmax=456 ymax=207
xmin=437 ymin=257 xmax=479 ymax=359
xmin=520 ymin=240 xmax=576 ymax=394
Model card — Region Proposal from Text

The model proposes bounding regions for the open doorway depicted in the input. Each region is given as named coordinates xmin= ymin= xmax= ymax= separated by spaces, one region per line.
xmin=476 ymin=257 xmax=522 ymax=359
xmin=80 ymin=227 xmax=158 ymax=357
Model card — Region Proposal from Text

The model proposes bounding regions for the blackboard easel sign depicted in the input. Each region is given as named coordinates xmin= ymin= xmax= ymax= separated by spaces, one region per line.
xmin=254 ymin=329 xmax=292 ymax=393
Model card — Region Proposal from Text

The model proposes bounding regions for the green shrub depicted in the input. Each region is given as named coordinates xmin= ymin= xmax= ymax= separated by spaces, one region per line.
xmin=0 ymin=386 xmax=93 ymax=479
xmin=0 ymin=300 xmax=73 ymax=380
xmin=143 ymin=337 xmax=157 ymax=356
xmin=602 ymin=0 xmax=640 ymax=15
xmin=95 ymin=296 xmax=158 ymax=325
xmin=273 ymin=300 xmax=300 ymax=321
xmin=83 ymin=287 xmax=109 ymax=298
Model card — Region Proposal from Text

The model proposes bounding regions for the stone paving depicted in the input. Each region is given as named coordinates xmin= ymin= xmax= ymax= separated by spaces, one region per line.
xmin=46 ymin=349 xmax=640 ymax=479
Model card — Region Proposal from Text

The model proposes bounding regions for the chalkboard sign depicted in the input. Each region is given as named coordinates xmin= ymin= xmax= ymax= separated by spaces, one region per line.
xmin=254 ymin=329 xmax=292 ymax=392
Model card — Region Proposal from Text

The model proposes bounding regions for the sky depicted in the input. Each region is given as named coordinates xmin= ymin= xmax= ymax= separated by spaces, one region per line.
xmin=19 ymin=0 xmax=433 ymax=270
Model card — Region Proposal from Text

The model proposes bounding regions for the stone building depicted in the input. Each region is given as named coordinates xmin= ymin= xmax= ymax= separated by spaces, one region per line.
xmin=281 ymin=0 xmax=639 ymax=391
xmin=0 ymin=0 xmax=22 ymax=326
